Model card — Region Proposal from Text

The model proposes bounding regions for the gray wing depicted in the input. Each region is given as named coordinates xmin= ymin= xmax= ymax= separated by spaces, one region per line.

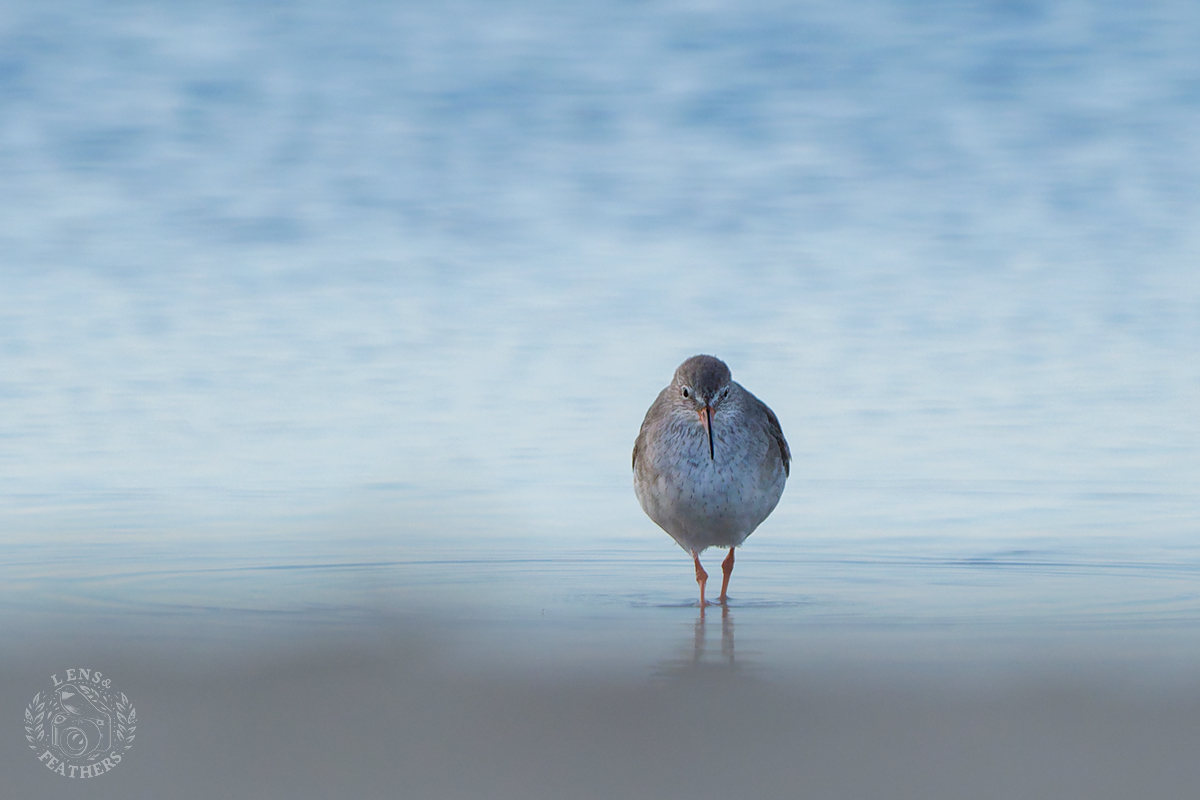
xmin=762 ymin=402 xmax=791 ymax=477
xmin=744 ymin=388 xmax=790 ymax=477
xmin=633 ymin=387 xmax=671 ymax=471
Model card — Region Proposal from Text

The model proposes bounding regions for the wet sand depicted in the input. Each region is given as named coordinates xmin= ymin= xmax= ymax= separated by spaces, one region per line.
xmin=8 ymin=607 xmax=1200 ymax=800
xmin=7 ymin=533 xmax=1200 ymax=798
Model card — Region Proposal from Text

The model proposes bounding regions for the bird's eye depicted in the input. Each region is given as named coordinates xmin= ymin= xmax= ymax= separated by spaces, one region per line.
xmin=681 ymin=386 xmax=691 ymax=399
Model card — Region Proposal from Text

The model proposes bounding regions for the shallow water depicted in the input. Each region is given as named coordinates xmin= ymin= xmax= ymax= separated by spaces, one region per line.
xmin=9 ymin=527 xmax=1200 ymax=799
xmin=9 ymin=527 xmax=1200 ymax=669
xmin=4 ymin=0 xmax=1200 ymax=797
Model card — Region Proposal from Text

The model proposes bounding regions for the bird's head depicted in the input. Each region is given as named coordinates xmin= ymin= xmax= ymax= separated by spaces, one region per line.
xmin=672 ymin=355 xmax=733 ymax=459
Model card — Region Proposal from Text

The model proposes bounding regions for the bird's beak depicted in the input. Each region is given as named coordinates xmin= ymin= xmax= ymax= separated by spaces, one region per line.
xmin=701 ymin=404 xmax=714 ymax=460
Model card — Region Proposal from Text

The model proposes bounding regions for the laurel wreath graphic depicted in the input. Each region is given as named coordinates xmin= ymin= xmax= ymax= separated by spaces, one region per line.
xmin=112 ymin=693 xmax=137 ymax=755
xmin=24 ymin=692 xmax=45 ymax=751
xmin=24 ymin=687 xmax=137 ymax=759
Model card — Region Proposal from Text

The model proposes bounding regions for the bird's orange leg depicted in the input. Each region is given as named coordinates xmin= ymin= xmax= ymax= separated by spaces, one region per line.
xmin=719 ymin=548 xmax=735 ymax=604
xmin=693 ymin=552 xmax=708 ymax=608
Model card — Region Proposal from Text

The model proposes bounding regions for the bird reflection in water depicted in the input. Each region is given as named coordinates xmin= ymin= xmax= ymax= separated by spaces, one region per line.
xmin=655 ymin=604 xmax=741 ymax=679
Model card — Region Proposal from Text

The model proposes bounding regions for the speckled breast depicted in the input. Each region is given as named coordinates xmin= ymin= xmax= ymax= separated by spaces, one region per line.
xmin=634 ymin=411 xmax=787 ymax=553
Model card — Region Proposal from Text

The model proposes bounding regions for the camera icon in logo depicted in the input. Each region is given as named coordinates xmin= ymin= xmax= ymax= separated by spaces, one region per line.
xmin=50 ymin=684 xmax=111 ymax=759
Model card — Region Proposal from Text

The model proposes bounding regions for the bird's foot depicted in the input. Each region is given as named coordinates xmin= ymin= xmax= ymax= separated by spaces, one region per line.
xmin=717 ymin=548 xmax=735 ymax=605
xmin=693 ymin=552 xmax=709 ymax=609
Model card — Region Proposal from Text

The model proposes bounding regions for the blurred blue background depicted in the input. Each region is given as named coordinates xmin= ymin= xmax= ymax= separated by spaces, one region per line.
xmin=3 ymin=0 xmax=1197 ymax=551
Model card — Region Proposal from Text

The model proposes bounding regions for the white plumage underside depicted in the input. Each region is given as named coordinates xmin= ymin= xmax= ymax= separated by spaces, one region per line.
xmin=633 ymin=402 xmax=786 ymax=554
